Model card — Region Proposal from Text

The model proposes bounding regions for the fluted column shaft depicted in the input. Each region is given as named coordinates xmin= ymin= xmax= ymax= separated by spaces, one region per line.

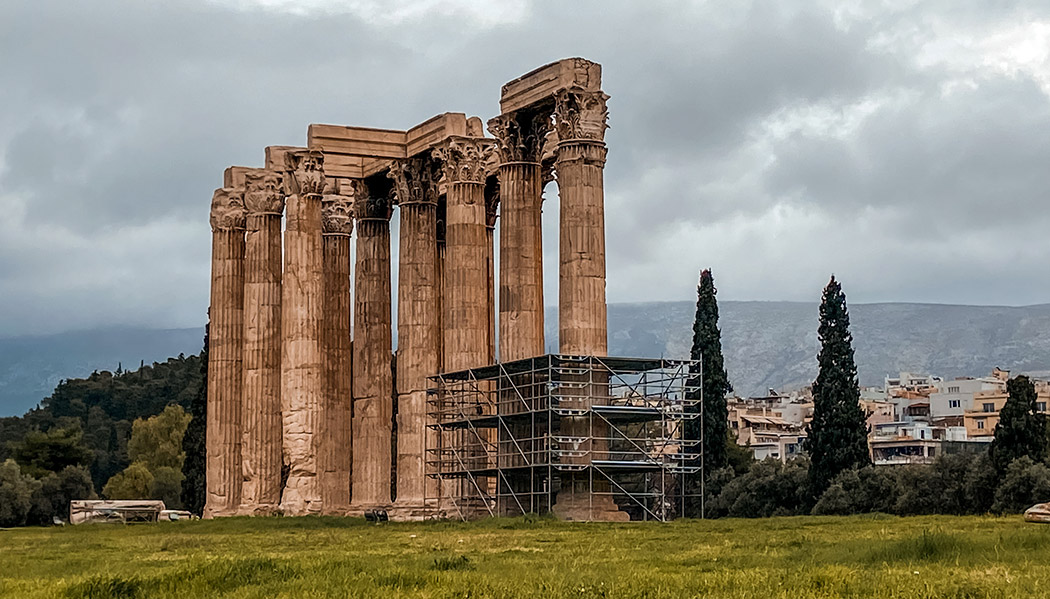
xmin=280 ymin=151 xmax=326 ymax=515
xmin=205 ymin=188 xmax=246 ymax=518
xmin=434 ymin=138 xmax=493 ymax=371
xmin=444 ymin=184 xmax=489 ymax=371
xmin=555 ymin=141 xmax=608 ymax=356
xmin=352 ymin=196 xmax=394 ymax=508
xmin=435 ymin=139 xmax=494 ymax=516
xmin=394 ymin=197 xmax=438 ymax=507
xmin=497 ymin=162 xmax=545 ymax=361
xmin=321 ymin=234 xmax=352 ymax=512
xmin=320 ymin=192 xmax=354 ymax=514
xmin=239 ymin=210 xmax=283 ymax=514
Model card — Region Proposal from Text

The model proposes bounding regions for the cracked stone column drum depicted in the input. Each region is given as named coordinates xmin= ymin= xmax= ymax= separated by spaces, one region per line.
xmin=488 ymin=112 xmax=550 ymax=361
xmin=279 ymin=151 xmax=327 ymax=515
xmin=205 ymin=187 xmax=247 ymax=518
xmin=238 ymin=171 xmax=284 ymax=515
xmin=390 ymin=158 xmax=441 ymax=513
xmin=320 ymin=191 xmax=354 ymax=514
xmin=351 ymin=181 xmax=395 ymax=510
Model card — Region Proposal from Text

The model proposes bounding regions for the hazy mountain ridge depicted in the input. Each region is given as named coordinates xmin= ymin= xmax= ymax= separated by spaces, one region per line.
xmin=561 ymin=301 xmax=1050 ymax=396
xmin=3 ymin=301 xmax=1050 ymax=416
xmin=0 ymin=328 xmax=206 ymax=417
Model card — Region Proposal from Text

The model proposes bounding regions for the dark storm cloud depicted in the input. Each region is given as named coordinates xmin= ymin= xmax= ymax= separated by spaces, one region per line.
xmin=1 ymin=0 xmax=1049 ymax=335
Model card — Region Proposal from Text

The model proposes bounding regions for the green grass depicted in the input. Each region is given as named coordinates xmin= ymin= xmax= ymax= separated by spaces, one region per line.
xmin=2 ymin=514 xmax=1049 ymax=598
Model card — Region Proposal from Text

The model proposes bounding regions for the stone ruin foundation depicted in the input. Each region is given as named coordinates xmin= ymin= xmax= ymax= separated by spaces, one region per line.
xmin=205 ymin=58 xmax=700 ymax=521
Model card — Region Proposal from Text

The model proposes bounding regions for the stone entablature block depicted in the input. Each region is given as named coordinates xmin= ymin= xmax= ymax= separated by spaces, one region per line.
xmin=499 ymin=58 xmax=602 ymax=115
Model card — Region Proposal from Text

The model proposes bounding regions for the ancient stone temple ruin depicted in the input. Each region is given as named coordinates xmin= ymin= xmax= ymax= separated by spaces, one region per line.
xmin=206 ymin=59 xmax=699 ymax=521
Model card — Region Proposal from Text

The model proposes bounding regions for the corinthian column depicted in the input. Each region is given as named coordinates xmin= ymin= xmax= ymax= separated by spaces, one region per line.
xmin=279 ymin=150 xmax=326 ymax=516
xmin=551 ymin=87 xmax=626 ymax=521
xmin=320 ymin=190 xmax=354 ymax=514
xmin=205 ymin=187 xmax=246 ymax=518
xmin=487 ymin=112 xmax=550 ymax=361
xmin=435 ymin=138 xmax=495 ymax=372
xmin=389 ymin=157 xmax=441 ymax=513
xmin=434 ymin=138 xmax=495 ymax=515
xmin=239 ymin=171 xmax=285 ymax=516
xmin=553 ymin=89 xmax=610 ymax=356
xmin=350 ymin=180 xmax=395 ymax=510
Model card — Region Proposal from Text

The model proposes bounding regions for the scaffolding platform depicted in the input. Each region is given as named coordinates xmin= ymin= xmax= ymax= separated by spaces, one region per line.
xmin=425 ymin=354 xmax=700 ymax=521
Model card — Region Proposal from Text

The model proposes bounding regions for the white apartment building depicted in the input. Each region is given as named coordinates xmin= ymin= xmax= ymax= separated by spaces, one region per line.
xmin=928 ymin=376 xmax=1006 ymax=421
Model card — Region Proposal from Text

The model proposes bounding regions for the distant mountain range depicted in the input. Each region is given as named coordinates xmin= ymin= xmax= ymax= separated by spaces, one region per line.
xmin=0 ymin=327 xmax=207 ymax=417
xmin=3 ymin=301 xmax=1049 ymax=417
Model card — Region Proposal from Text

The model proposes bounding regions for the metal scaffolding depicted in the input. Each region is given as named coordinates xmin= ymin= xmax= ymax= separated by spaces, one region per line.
xmin=425 ymin=355 xmax=701 ymax=521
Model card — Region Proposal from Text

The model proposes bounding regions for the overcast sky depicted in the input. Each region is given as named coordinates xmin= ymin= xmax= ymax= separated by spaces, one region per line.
xmin=1 ymin=0 xmax=1049 ymax=337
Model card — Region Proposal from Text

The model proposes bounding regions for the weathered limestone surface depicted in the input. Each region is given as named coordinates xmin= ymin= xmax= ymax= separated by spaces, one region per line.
xmin=351 ymin=180 xmax=395 ymax=509
xmin=279 ymin=150 xmax=327 ymax=516
xmin=488 ymin=112 xmax=550 ymax=361
xmin=390 ymin=157 xmax=441 ymax=513
xmin=320 ymin=190 xmax=354 ymax=514
xmin=238 ymin=170 xmax=285 ymax=515
xmin=499 ymin=58 xmax=602 ymax=115
xmin=205 ymin=187 xmax=246 ymax=518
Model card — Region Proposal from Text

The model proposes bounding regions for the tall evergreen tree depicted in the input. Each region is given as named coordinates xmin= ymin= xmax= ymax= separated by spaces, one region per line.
xmin=990 ymin=376 xmax=1048 ymax=474
xmin=684 ymin=270 xmax=733 ymax=515
xmin=806 ymin=276 xmax=869 ymax=496
xmin=180 ymin=326 xmax=208 ymax=515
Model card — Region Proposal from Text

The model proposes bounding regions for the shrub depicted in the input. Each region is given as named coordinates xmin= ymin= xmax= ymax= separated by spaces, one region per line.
xmin=709 ymin=457 xmax=810 ymax=517
xmin=992 ymin=457 xmax=1050 ymax=514
xmin=895 ymin=453 xmax=981 ymax=516
xmin=812 ymin=467 xmax=898 ymax=515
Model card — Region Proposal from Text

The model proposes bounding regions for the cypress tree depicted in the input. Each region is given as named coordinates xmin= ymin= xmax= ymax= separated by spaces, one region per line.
xmin=685 ymin=270 xmax=733 ymax=514
xmin=990 ymin=375 xmax=1048 ymax=474
xmin=180 ymin=325 xmax=208 ymax=515
xmin=806 ymin=276 xmax=869 ymax=496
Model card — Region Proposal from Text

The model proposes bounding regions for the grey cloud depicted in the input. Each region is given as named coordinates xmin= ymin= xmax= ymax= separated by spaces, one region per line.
xmin=1 ymin=0 xmax=1050 ymax=337
xmin=765 ymin=74 xmax=1050 ymax=235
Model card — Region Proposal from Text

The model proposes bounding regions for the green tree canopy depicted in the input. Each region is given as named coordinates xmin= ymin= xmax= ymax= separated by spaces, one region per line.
xmin=686 ymin=269 xmax=734 ymax=473
xmin=27 ymin=465 xmax=96 ymax=525
xmin=103 ymin=404 xmax=190 ymax=507
xmin=806 ymin=276 xmax=870 ymax=497
xmin=990 ymin=376 xmax=1049 ymax=474
xmin=128 ymin=404 xmax=191 ymax=471
xmin=102 ymin=462 xmax=154 ymax=500
xmin=0 ymin=353 xmax=204 ymax=493
xmin=10 ymin=425 xmax=93 ymax=478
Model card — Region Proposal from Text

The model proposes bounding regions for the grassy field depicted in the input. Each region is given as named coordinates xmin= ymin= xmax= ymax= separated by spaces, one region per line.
xmin=2 ymin=514 xmax=1049 ymax=598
